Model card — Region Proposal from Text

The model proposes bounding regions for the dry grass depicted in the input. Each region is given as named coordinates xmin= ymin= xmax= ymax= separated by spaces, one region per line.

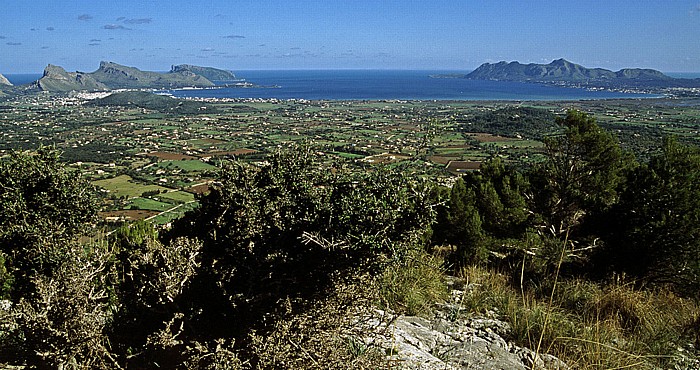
xmin=458 ymin=266 xmax=700 ymax=369
xmin=378 ymin=251 xmax=449 ymax=316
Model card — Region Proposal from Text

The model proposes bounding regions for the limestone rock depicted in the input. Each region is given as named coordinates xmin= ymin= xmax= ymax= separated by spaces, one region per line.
xmin=357 ymin=290 xmax=569 ymax=370
xmin=0 ymin=73 xmax=12 ymax=86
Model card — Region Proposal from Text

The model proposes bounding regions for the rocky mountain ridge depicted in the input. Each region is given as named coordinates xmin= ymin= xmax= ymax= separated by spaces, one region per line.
xmin=467 ymin=58 xmax=673 ymax=83
xmin=3 ymin=62 xmax=235 ymax=93
xmin=34 ymin=64 xmax=109 ymax=91
xmin=461 ymin=59 xmax=700 ymax=91
xmin=88 ymin=61 xmax=214 ymax=90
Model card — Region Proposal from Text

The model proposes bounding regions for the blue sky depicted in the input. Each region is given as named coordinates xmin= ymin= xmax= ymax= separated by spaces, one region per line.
xmin=1 ymin=0 xmax=700 ymax=73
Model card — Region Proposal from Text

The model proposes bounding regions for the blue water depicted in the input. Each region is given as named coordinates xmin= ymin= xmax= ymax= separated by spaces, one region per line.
xmin=667 ymin=72 xmax=700 ymax=79
xmin=4 ymin=74 xmax=42 ymax=86
xmin=6 ymin=70 xmax=656 ymax=101
xmin=162 ymin=70 xmax=653 ymax=101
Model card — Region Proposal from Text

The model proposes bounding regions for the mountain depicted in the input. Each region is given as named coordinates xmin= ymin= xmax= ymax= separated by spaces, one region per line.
xmin=29 ymin=62 xmax=222 ymax=92
xmin=89 ymin=61 xmax=215 ymax=89
xmin=466 ymin=59 xmax=674 ymax=84
xmin=170 ymin=64 xmax=237 ymax=81
xmin=0 ymin=73 xmax=11 ymax=86
xmin=33 ymin=65 xmax=109 ymax=92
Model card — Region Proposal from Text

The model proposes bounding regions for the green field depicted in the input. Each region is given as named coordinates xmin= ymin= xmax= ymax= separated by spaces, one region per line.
xmin=156 ymin=160 xmax=217 ymax=172
xmin=157 ymin=190 xmax=196 ymax=204
xmin=93 ymin=175 xmax=171 ymax=199
xmin=127 ymin=197 xmax=172 ymax=211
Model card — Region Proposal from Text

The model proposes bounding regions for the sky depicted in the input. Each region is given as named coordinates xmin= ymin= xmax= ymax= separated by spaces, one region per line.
xmin=1 ymin=0 xmax=700 ymax=74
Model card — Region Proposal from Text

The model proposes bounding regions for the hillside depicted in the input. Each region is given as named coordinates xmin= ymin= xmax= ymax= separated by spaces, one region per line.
xmin=89 ymin=61 xmax=215 ymax=89
xmin=86 ymin=90 xmax=217 ymax=114
xmin=170 ymin=64 xmax=237 ymax=81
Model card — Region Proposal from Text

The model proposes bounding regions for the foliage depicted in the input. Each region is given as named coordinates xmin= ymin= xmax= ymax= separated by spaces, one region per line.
xmin=0 ymin=147 xmax=98 ymax=298
xmin=87 ymin=91 xmax=219 ymax=114
xmin=463 ymin=157 xmax=530 ymax=239
xmin=4 ymin=241 xmax=118 ymax=368
xmin=2 ymin=115 xmax=699 ymax=368
xmin=529 ymin=110 xmax=634 ymax=235
xmin=458 ymin=106 xmax=558 ymax=139
xmin=443 ymin=177 xmax=487 ymax=264
xmin=163 ymin=147 xmax=435 ymax=359
xmin=606 ymin=137 xmax=700 ymax=297
xmin=378 ymin=249 xmax=448 ymax=316
xmin=247 ymin=272 xmax=389 ymax=369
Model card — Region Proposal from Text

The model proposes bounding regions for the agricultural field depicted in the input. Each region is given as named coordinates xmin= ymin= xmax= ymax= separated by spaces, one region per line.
xmin=2 ymin=92 xmax=699 ymax=225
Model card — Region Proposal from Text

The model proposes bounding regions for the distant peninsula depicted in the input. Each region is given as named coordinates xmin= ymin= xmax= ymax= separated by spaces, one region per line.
xmin=0 ymin=62 xmax=240 ymax=94
xmin=434 ymin=59 xmax=700 ymax=95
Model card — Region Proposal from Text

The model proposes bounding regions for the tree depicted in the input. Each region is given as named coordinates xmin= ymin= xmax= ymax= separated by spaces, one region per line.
xmin=529 ymin=110 xmax=634 ymax=236
xmin=464 ymin=157 xmax=530 ymax=239
xmin=0 ymin=148 xmax=117 ymax=368
xmin=607 ymin=137 xmax=700 ymax=297
xmin=445 ymin=177 xmax=486 ymax=264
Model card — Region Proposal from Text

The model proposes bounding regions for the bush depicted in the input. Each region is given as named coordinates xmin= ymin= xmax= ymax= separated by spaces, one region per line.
xmin=3 ymin=241 xmax=118 ymax=368
xmin=0 ymin=147 xmax=98 ymax=299
xmin=606 ymin=137 xmax=700 ymax=297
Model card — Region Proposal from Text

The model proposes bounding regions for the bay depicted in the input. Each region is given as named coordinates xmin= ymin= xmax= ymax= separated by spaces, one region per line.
xmin=3 ymin=74 xmax=42 ymax=86
xmin=5 ymin=70 xmax=656 ymax=101
xmin=163 ymin=70 xmax=653 ymax=101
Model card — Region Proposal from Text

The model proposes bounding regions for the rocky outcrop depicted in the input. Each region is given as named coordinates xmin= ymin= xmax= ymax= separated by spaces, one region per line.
xmin=357 ymin=284 xmax=569 ymax=370
xmin=34 ymin=65 xmax=108 ymax=92
xmin=367 ymin=312 xmax=568 ymax=370
xmin=0 ymin=73 xmax=12 ymax=86
xmin=28 ymin=62 xmax=219 ymax=92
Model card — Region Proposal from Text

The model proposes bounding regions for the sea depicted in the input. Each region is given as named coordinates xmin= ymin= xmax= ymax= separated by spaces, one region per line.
xmin=4 ymin=70 xmax=664 ymax=101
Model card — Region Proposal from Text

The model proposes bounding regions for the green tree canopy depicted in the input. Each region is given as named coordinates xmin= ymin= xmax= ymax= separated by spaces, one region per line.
xmin=529 ymin=110 xmax=634 ymax=235
xmin=607 ymin=137 xmax=700 ymax=297
xmin=463 ymin=157 xmax=530 ymax=239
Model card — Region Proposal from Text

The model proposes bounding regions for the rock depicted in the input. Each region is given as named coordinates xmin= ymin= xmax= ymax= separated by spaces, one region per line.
xmin=0 ymin=73 xmax=12 ymax=86
xmin=34 ymin=65 xmax=108 ymax=92
xmin=357 ymin=296 xmax=569 ymax=369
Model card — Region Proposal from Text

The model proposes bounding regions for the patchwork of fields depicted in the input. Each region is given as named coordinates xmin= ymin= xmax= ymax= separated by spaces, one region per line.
xmin=2 ymin=93 xmax=699 ymax=225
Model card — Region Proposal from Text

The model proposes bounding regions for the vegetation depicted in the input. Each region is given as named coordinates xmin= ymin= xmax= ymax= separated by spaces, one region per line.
xmin=0 ymin=101 xmax=699 ymax=368
xmin=433 ymin=110 xmax=700 ymax=368
xmin=457 ymin=106 xmax=558 ymax=139
xmin=87 ymin=91 xmax=219 ymax=114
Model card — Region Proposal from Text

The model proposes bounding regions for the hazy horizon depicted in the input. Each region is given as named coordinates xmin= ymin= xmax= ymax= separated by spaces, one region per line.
xmin=2 ymin=0 xmax=700 ymax=74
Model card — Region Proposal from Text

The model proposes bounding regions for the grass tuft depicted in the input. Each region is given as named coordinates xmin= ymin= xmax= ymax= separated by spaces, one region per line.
xmin=378 ymin=251 xmax=449 ymax=316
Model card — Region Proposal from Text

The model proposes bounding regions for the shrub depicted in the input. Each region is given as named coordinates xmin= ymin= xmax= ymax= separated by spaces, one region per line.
xmin=3 ymin=241 xmax=118 ymax=368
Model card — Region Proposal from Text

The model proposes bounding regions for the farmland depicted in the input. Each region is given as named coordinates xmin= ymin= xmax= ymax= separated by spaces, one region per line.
xmin=2 ymin=92 xmax=699 ymax=225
